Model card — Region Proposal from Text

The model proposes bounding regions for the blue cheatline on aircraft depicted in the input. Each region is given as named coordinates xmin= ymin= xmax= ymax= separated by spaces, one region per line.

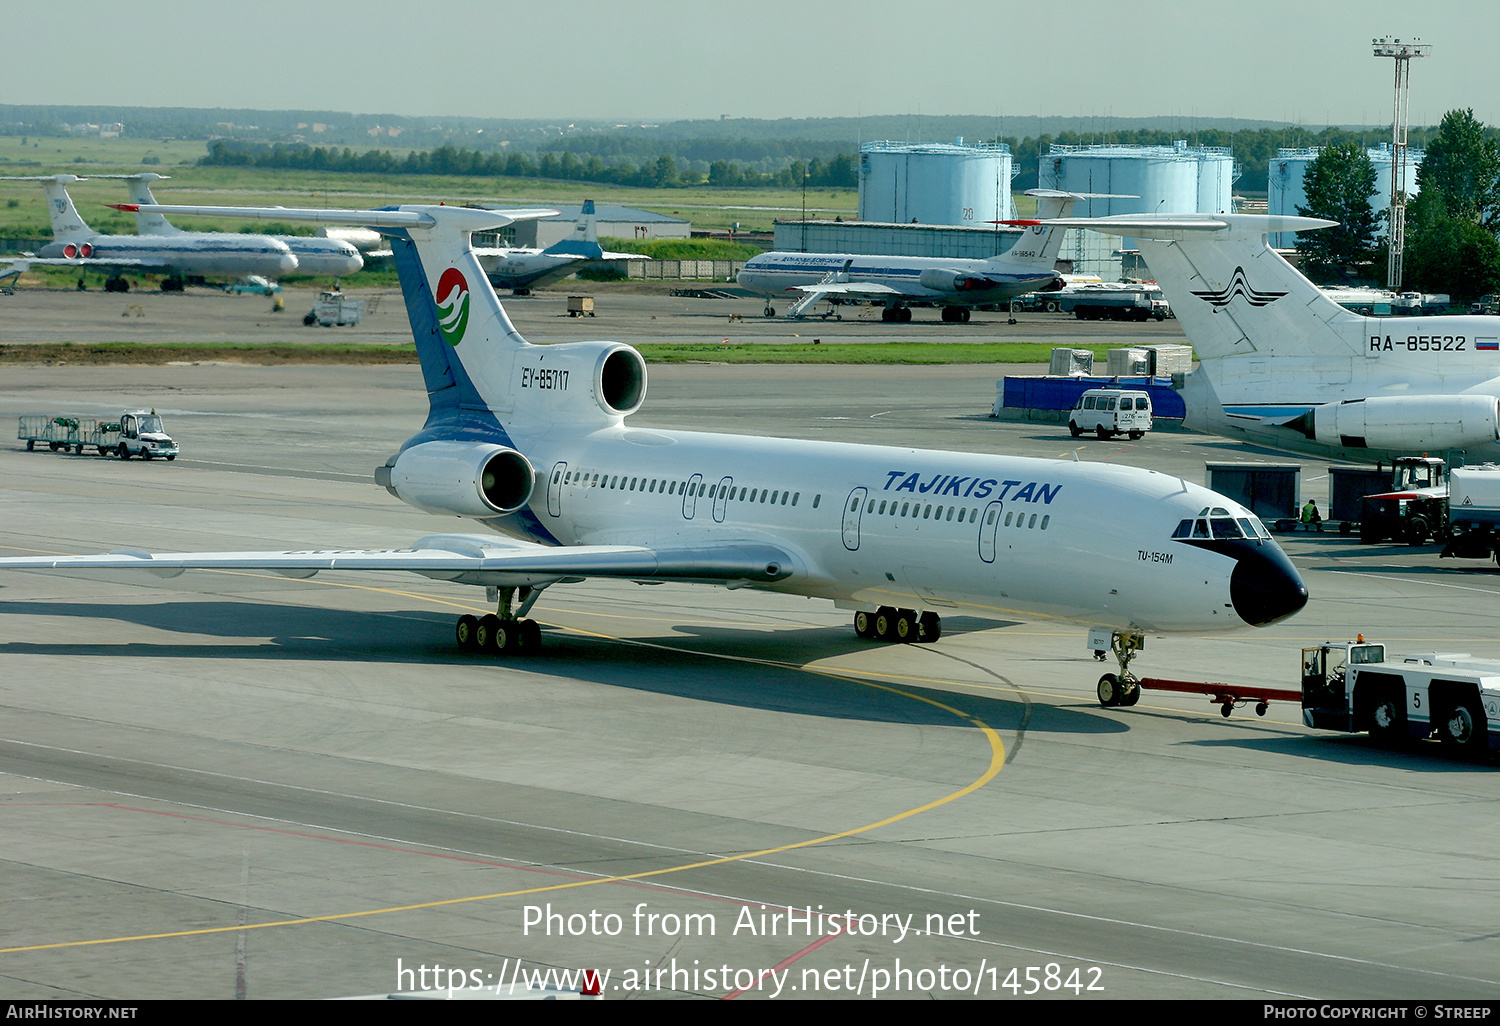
xmin=0 ymin=200 xmax=1307 ymax=695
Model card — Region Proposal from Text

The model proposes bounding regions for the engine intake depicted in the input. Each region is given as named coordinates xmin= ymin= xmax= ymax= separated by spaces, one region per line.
xmin=377 ymin=441 xmax=536 ymax=518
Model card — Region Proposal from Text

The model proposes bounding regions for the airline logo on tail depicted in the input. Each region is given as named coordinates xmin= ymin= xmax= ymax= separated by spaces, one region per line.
xmin=1190 ymin=267 xmax=1289 ymax=308
xmin=436 ymin=267 xmax=470 ymax=346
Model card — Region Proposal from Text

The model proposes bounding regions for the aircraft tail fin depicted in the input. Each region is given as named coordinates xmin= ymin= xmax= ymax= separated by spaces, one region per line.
xmin=993 ymin=190 xmax=1102 ymax=272
xmin=541 ymin=199 xmax=604 ymax=259
xmin=2 ymin=175 xmax=92 ymax=241
xmin=118 ymin=202 xmax=645 ymax=443
xmin=103 ymin=174 xmax=182 ymax=235
xmin=1041 ymin=213 xmax=1365 ymax=360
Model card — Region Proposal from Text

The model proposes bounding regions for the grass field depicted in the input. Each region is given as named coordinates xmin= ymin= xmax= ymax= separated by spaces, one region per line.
xmin=0 ymin=137 xmax=858 ymax=238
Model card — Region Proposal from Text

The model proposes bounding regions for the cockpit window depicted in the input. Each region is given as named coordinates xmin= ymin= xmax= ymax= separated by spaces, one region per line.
xmin=1173 ymin=519 xmax=1193 ymax=539
xmin=1191 ymin=519 xmax=1210 ymax=538
xmin=1210 ymin=517 xmax=1242 ymax=539
xmin=1238 ymin=517 xmax=1271 ymax=540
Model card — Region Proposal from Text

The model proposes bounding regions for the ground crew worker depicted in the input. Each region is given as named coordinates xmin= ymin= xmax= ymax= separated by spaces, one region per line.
xmin=1301 ymin=499 xmax=1323 ymax=532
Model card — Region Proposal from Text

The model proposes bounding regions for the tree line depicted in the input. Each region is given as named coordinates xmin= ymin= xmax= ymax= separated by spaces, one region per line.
xmin=201 ymin=140 xmax=859 ymax=189
xmin=1294 ymin=109 xmax=1500 ymax=299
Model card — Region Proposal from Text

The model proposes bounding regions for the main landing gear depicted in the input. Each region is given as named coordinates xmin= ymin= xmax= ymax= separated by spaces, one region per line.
xmin=853 ymin=606 xmax=941 ymax=644
xmin=455 ymin=585 xmax=544 ymax=656
xmin=1095 ymin=631 xmax=1145 ymax=707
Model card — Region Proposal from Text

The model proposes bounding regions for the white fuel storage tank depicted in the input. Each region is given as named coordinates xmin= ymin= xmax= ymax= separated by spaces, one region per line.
xmin=858 ymin=140 xmax=1016 ymax=227
xmin=1267 ymin=144 xmax=1422 ymax=249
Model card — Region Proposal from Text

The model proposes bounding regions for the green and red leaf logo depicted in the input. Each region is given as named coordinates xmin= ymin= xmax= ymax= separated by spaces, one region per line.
xmin=436 ymin=267 xmax=470 ymax=346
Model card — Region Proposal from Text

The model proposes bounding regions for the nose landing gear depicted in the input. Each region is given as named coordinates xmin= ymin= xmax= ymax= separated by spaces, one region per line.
xmin=1095 ymin=631 xmax=1144 ymax=707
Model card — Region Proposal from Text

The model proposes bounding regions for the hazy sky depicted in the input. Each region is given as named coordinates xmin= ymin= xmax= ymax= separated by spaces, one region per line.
xmin=5 ymin=1 xmax=1494 ymax=128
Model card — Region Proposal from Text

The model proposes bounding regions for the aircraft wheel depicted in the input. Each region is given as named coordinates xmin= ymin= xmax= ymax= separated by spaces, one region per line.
xmin=960 ymin=307 xmax=971 ymax=323
xmin=522 ymin=619 xmax=542 ymax=651
xmin=763 ymin=305 xmax=775 ymax=317
xmin=854 ymin=610 xmax=877 ymax=639
xmin=1122 ymin=683 xmax=1140 ymax=706
xmin=874 ymin=606 xmax=898 ymax=642
xmin=1439 ymin=696 xmax=1487 ymax=756
xmin=456 ymin=614 xmax=480 ymax=651
xmin=917 ymin=611 xmax=941 ymax=643
xmin=894 ymin=609 xmax=918 ymax=643
xmin=1097 ymin=673 xmax=1122 ymax=707
xmin=490 ymin=618 xmax=519 ymax=654
xmin=475 ymin=614 xmax=499 ymax=652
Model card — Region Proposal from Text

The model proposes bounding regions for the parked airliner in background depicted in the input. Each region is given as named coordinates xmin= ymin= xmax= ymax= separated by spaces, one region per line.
xmin=0 ymin=200 xmax=1307 ymax=697
xmin=474 ymin=200 xmax=648 ymax=294
xmin=735 ymin=190 xmax=1102 ymax=322
xmin=1 ymin=174 xmax=295 ymax=291
xmin=109 ymin=173 xmax=363 ymax=278
xmin=1049 ymin=211 xmax=1500 ymax=463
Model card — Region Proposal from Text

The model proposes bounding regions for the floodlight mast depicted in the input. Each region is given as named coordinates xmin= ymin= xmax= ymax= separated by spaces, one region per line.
xmin=1373 ymin=36 xmax=1430 ymax=289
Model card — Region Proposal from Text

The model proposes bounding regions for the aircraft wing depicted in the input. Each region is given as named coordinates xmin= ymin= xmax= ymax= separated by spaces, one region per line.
xmin=0 ymin=534 xmax=797 ymax=588
xmin=789 ymin=282 xmax=903 ymax=297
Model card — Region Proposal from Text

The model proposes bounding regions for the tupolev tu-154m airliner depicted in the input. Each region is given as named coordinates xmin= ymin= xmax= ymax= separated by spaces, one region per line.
xmin=0 ymin=200 xmax=1308 ymax=698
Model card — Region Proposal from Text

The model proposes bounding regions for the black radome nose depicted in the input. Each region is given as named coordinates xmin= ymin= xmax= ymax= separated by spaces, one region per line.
xmin=1230 ymin=543 xmax=1309 ymax=626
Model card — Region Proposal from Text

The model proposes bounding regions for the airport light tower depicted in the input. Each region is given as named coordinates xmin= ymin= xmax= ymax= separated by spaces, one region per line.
xmin=1373 ymin=36 xmax=1430 ymax=289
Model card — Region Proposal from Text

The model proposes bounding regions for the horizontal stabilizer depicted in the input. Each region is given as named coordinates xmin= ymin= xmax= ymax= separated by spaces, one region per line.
xmin=1036 ymin=213 xmax=1336 ymax=241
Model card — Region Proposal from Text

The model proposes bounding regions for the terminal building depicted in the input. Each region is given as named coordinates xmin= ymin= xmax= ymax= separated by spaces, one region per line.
xmin=1267 ymin=145 xmax=1423 ymax=249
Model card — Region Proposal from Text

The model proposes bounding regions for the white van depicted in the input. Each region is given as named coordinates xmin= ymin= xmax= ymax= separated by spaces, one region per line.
xmin=1069 ymin=389 xmax=1153 ymax=440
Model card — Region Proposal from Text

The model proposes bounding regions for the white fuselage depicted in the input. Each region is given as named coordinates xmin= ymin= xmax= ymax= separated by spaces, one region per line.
xmin=474 ymin=248 xmax=583 ymax=291
xmin=1188 ymin=312 xmax=1500 ymax=461
xmin=736 ymin=252 xmax=1057 ymax=307
xmin=280 ymin=236 xmax=362 ymax=277
xmin=497 ymin=426 xmax=1290 ymax=633
xmin=40 ymin=232 xmax=296 ymax=278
